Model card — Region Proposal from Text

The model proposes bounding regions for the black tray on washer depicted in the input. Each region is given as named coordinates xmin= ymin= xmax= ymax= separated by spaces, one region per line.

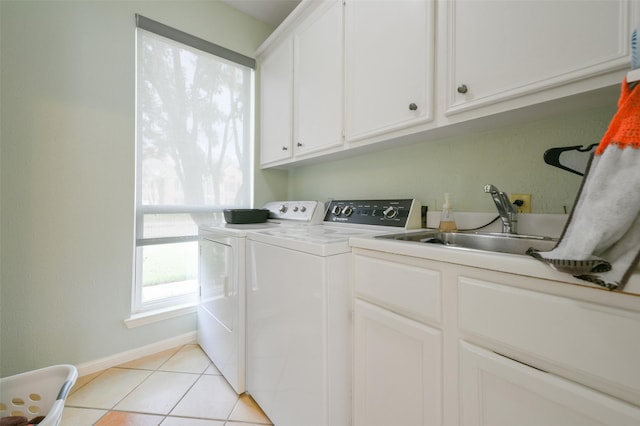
xmin=223 ymin=209 xmax=270 ymax=224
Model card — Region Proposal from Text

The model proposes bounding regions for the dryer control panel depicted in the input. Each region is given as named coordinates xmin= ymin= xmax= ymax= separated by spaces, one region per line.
xmin=323 ymin=199 xmax=421 ymax=229
xmin=263 ymin=200 xmax=324 ymax=223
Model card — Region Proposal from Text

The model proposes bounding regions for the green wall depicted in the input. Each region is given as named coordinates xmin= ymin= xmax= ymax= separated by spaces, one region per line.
xmin=0 ymin=0 xmax=281 ymax=376
xmin=288 ymin=104 xmax=616 ymax=214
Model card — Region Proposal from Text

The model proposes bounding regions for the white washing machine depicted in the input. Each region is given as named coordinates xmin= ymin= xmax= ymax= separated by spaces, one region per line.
xmin=198 ymin=201 xmax=324 ymax=394
xmin=246 ymin=199 xmax=422 ymax=426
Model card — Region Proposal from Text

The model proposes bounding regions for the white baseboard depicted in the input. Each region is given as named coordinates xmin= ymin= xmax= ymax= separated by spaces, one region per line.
xmin=75 ymin=331 xmax=197 ymax=377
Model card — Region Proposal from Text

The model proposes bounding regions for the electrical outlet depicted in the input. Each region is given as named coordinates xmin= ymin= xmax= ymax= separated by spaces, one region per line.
xmin=510 ymin=193 xmax=531 ymax=213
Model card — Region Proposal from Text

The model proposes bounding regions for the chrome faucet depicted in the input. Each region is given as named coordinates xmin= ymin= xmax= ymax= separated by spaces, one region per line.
xmin=483 ymin=184 xmax=518 ymax=234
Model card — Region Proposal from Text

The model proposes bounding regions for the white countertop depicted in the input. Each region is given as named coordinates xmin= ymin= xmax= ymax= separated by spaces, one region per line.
xmin=350 ymin=213 xmax=640 ymax=302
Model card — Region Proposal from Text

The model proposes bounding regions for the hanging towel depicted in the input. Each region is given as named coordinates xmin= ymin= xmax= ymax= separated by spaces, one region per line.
xmin=528 ymin=77 xmax=640 ymax=290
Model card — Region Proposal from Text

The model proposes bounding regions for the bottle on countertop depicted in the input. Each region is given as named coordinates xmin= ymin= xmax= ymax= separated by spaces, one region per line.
xmin=438 ymin=193 xmax=458 ymax=232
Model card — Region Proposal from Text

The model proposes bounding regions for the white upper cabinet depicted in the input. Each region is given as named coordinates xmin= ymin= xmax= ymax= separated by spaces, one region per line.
xmin=258 ymin=0 xmax=639 ymax=168
xmin=293 ymin=0 xmax=344 ymax=156
xmin=258 ymin=0 xmax=343 ymax=167
xmin=442 ymin=0 xmax=637 ymax=117
xmin=345 ymin=0 xmax=435 ymax=143
xmin=260 ymin=36 xmax=293 ymax=165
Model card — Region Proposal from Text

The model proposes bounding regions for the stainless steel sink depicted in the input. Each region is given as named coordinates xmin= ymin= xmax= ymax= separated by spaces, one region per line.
xmin=376 ymin=231 xmax=558 ymax=255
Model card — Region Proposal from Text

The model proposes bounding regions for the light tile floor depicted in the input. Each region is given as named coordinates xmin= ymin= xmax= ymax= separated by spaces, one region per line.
xmin=63 ymin=344 xmax=272 ymax=426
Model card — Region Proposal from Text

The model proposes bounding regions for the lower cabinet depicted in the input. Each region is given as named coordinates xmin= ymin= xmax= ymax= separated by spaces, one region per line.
xmin=351 ymin=247 xmax=640 ymax=426
xmin=353 ymin=299 xmax=442 ymax=426
xmin=460 ymin=341 xmax=640 ymax=426
xmin=457 ymin=276 xmax=640 ymax=406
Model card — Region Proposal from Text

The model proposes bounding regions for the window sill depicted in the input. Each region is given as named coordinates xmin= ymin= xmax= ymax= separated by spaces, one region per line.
xmin=125 ymin=302 xmax=197 ymax=329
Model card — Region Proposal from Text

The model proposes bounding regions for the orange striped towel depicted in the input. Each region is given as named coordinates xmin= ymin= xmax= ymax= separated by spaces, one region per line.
xmin=529 ymin=79 xmax=640 ymax=291
xmin=596 ymin=77 xmax=640 ymax=153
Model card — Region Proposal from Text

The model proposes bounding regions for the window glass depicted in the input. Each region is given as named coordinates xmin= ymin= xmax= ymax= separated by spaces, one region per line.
xmin=134 ymin=25 xmax=254 ymax=312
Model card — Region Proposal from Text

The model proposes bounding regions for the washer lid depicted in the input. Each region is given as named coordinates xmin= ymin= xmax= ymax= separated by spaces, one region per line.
xmin=248 ymin=225 xmax=386 ymax=256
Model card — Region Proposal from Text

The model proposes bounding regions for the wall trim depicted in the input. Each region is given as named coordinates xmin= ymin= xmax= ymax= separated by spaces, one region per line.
xmin=125 ymin=304 xmax=197 ymax=329
xmin=75 ymin=331 xmax=197 ymax=377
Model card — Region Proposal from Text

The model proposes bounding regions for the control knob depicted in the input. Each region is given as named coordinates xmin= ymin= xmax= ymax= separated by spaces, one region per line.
xmin=279 ymin=204 xmax=288 ymax=214
xmin=383 ymin=206 xmax=398 ymax=219
xmin=332 ymin=205 xmax=342 ymax=216
xmin=343 ymin=206 xmax=354 ymax=217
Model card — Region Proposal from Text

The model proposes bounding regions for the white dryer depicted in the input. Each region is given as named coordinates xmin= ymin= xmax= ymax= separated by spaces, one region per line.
xmin=246 ymin=199 xmax=422 ymax=426
xmin=198 ymin=201 xmax=323 ymax=394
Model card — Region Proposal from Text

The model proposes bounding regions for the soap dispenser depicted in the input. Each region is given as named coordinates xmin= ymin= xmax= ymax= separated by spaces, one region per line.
xmin=439 ymin=193 xmax=458 ymax=232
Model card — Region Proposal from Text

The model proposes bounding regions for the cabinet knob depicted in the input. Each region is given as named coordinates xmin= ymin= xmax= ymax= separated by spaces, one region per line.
xmin=457 ymin=84 xmax=468 ymax=94
xmin=409 ymin=103 xmax=418 ymax=111
xmin=297 ymin=142 xmax=303 ymax=147
xmin=282 ymin=146 xmax=288 ymax=151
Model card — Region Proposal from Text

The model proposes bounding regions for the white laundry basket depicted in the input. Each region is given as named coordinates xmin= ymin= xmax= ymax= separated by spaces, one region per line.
xmin=0 ymin=364 xmax=77 ymax=426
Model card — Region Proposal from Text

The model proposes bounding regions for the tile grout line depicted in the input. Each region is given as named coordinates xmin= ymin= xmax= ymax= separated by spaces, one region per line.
xmin=67 ymin=345 xmax=184 ymax=424
xmin=93 ymin=367 xmax=155 ymax=424
xmin=64 ymin=344 xmax=272 ymax=425
xmin=99 ymin=345 xmax=198 ymax=424
xmin=163 ymin=358 xmax=215 ymax=423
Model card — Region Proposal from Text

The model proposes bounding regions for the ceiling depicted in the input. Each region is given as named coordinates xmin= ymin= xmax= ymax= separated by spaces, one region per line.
xmin=223 ymin=0 xmax=301 ymax=27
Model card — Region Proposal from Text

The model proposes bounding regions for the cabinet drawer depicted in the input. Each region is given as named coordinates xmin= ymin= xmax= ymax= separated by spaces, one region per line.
xmin=458 ymin=277 xmax=640 ymax=406
xmin=460 ymin=341 xmax=640 ymax=426
xmin=354 ymin=254 xmax=441 ymax=325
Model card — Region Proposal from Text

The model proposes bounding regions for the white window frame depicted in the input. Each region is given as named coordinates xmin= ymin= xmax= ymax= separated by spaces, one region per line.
xmin=133 ymin=15 xmax=255 ymax=314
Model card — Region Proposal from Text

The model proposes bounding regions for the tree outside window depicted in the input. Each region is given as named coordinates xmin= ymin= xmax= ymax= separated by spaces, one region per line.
xmin=134 ymin=21 xmax=254 ymax=312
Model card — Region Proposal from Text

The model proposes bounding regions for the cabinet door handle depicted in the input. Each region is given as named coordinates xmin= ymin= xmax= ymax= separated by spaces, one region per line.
xmin=409 ymin=103 xmax=418 ymax=111
xmin=457 ymin=84 xmax=468 ymax=94
xmin=282 ymin=146 xmax=288 ymax=151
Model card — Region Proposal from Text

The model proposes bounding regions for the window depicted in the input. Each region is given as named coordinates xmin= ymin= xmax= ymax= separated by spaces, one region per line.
xmin=134 ymin=15 xmax=255 ymax=313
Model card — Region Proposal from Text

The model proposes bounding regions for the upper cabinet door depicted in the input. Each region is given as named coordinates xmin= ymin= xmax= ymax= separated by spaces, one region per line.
xmin=444 ymin=0 xmax=636 ymax=116
xmin=345 ymin=0 xmax=435 ymax=143
xmin=260 ymin=36 xmax=293 ymax=166
xmin=293 ymin=0 xmax=344 ymax=156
